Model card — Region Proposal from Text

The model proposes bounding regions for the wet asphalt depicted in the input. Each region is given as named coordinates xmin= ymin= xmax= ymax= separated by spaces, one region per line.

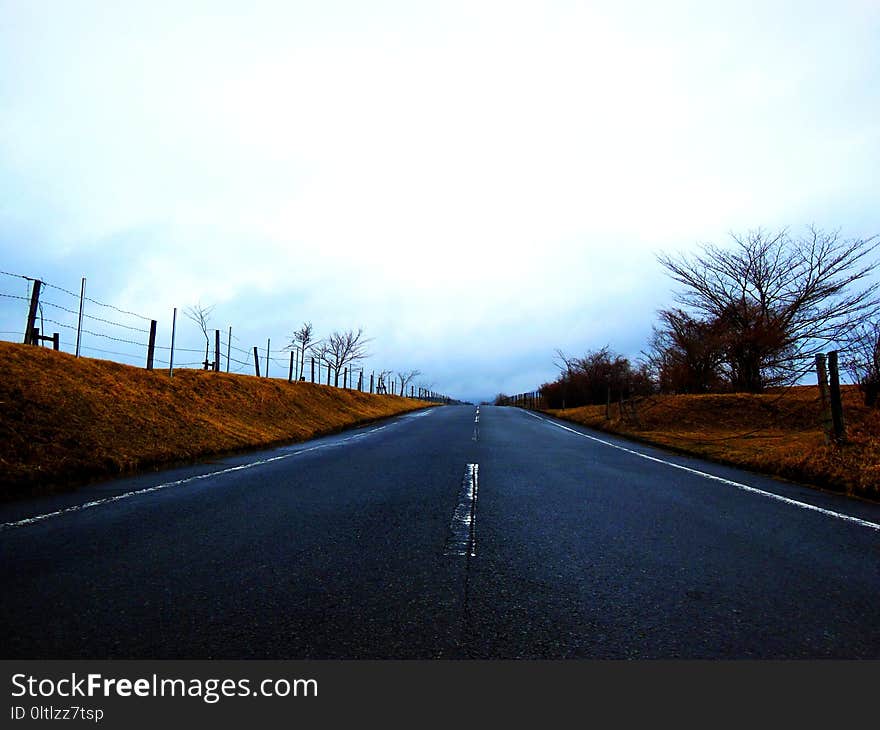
xmin=1 ymin=404 xmax=878 ymax=659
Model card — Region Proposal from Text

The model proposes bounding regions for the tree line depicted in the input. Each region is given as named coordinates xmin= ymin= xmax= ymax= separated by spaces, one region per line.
xmin=182 ymin=307 xmax=427 ymax=395
xmin=538 ymin=226 xmax=880 ymax=409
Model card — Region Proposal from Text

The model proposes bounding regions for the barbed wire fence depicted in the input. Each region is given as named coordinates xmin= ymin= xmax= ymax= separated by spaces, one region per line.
xmin=0 ymin=271 xmax=454 ymax=403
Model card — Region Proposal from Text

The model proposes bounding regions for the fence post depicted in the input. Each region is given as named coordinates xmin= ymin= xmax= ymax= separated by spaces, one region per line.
xmin=169 ymin=307 xmax=177 ymax=377
xmin=815 ymin=353 xmax=832 ymax=442
xmin=214 ymin=329 xmax=220 ymax=372
xmin=311 ymin=357 xmax=315 ymax=383
xmin=75 ymin=277 xmax=86 ymax=356
xmin=146 ymin=320 xmax=157 ymax=370
xmin=253 ymin=347 xmax=261 ymax=377
xmin=828 ymin=350 xmax=846 ymax=442
xmin=23 ymin=279 xmax=41 ymax=345
xmin=226 ymin=326 xmax=232 ymax=372
xmin=51 ymin=332 xmax=59 ymax=351
xmin=265 ymin=338 xmax=270 ymax=378
xmin=288 ymin=350 xmax=295 ymax=382
xmin=344 ymin=367 xmax=348 ymax=389
xmin=327 ymin=365 xmax=331 ymax=386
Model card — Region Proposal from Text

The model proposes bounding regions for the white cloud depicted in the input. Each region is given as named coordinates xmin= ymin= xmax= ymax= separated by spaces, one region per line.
xmin=1 ymin=0 xmax=878 ymax=400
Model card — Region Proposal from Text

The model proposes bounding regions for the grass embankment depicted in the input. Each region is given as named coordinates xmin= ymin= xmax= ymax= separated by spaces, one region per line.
xmin=545 ymin=386 xmax=880 ymax=501
xmin=0 ymin=341 xmax=433 ymax=500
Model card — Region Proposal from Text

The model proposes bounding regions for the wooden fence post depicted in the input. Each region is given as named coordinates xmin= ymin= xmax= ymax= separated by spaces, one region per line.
xmin=344 ymin=367 xmax=348 ymax=389
xmin=146 ymin=320 xmax=157 ymax=370
xmin=815 ymin=353 xmax=833 ymax=442
xmin=214 ymin=329 xmax=220 ymax=372
xmin=288 ymin=350 xmax=295 ymax=383
xmin=52 ymin=332 xmax=59 ymax=351
xmin=23 ymin=279 xmax=41 ymax=345
xmin=828 ymin=350 xmax=846 ymax=442
xmin=311 ymin=357 xmax=315 ymax=383
xmin=253 ymin=346 xmax=261 ymax=377
xmin=75 ymin=277 xmax=86 ymax=357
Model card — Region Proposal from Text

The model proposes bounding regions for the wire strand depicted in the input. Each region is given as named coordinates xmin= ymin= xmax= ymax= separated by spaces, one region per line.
xmin=39 ymin=299 xmax=151 ymax=332
xmin=40 ymin=317 xmax=148 ymax=347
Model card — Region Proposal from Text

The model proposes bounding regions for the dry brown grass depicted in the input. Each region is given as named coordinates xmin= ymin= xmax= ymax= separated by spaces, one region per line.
xmin=545 ymin=386 xmax=880 ymax=501
xmin=0 ymin=341 xmax=434 ymax=499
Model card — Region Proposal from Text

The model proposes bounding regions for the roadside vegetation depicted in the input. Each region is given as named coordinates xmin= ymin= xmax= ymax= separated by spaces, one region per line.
xmin=0 ymin=341 xmax=432 ymax=500
xmin=545 ymin=387 xmax=880 ymax=500
xmin=508 ymin=226 xmax=880 ymax=500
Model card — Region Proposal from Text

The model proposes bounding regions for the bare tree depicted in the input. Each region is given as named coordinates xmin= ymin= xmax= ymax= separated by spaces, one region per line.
xmin=541 ymin=346 xmax=653 ymax=408
xmin=313 ymin=341 xmax=331 ymax=384
xmin=376 ymin=368 xmax=393 ymax=394
xmin=642 ymin=309 xmax=728 ymax=393
xmin=185 ymin=302 xmax=215 ymax=370
xmin=553 ymin=349 xmax=576 ymax=377
xmin=288 ymin=322 xmax=319 ymax=380
xmin=396 ymin=369 xmax=421 ymax=398
xmin=320 ymin=328 xmax=371 ymax=387
xmin=843 ymin=320 xmax=880 ymax=406
xmin=658 ymin=226 xmax=880 ymax=391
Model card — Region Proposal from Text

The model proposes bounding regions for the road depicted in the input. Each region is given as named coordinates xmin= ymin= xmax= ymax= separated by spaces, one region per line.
xmin=2 ymin=405 xmax=879 ymax=659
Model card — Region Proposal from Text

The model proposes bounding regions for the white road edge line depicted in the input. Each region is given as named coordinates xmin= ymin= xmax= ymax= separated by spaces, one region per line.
xmin=1 ymin=423 xmax=394 ymax=531
xmin=522 ymin=410 xmax=880 ymax=532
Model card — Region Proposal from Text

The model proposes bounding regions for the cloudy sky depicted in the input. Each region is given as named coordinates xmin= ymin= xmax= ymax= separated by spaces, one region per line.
xmin=1 ymin=0 xmax=878 ymax=402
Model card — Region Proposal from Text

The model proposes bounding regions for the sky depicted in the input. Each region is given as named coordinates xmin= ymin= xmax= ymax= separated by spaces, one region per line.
xmin=1 ymin=0 xmax=878 ymax=402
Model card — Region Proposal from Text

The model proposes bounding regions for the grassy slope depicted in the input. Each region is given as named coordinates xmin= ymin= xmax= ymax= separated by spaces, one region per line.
xmin=0 ymin=342 xmax=433 ymax=499
xmin=544 ymin=386 xmax=880 ymax=501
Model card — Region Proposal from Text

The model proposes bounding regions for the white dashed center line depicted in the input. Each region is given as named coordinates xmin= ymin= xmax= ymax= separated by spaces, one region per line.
xmin=445 ymin=463 xmax=480 ymax=557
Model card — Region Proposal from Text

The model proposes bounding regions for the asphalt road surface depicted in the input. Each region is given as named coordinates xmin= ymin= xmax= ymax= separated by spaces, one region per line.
xmin=2 ymin=405 xmax=879 ymax=659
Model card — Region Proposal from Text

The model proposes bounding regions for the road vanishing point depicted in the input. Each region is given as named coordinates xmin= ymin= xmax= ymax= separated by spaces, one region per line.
xmin=2 ymin=405 xmax=878 ymax=659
